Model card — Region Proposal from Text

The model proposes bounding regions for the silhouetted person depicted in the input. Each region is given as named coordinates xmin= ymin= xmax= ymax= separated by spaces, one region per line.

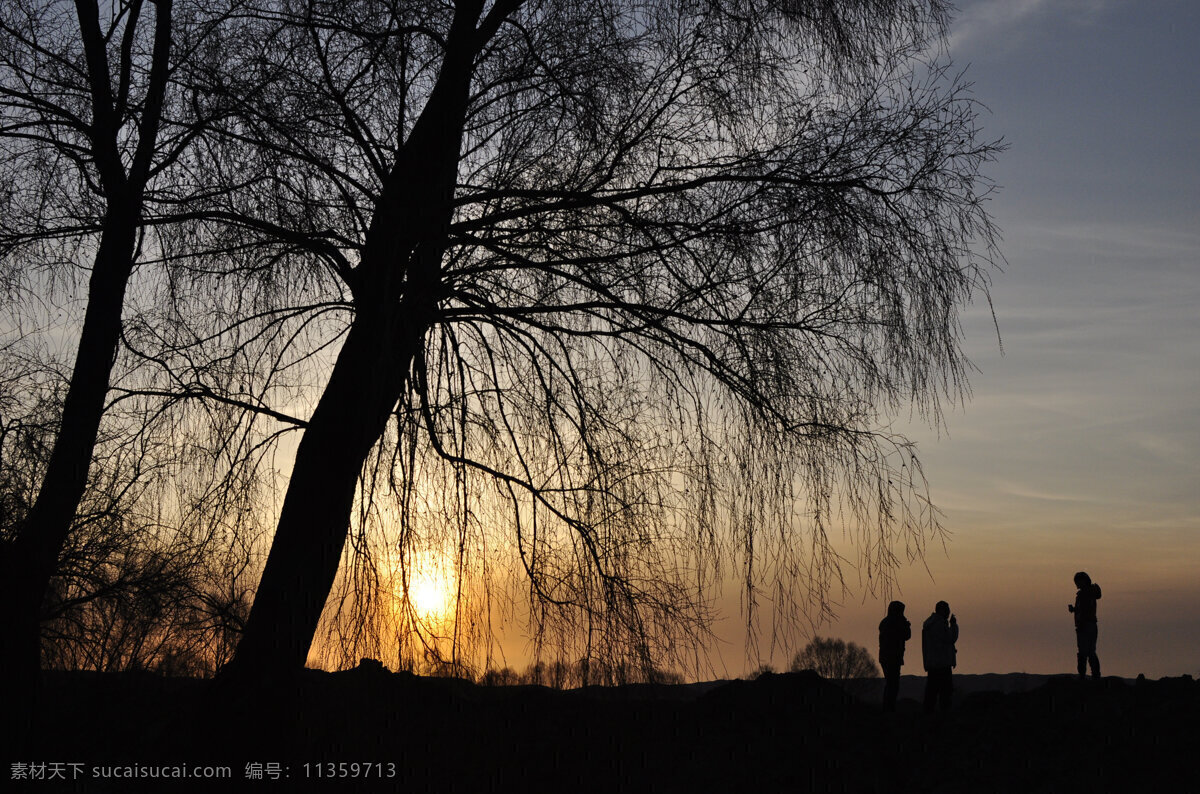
xmin=1069 ymin=571 xmax=1101 ymax=679
xmin=878 ymin=600 xmax=911 ymax=712
xmin=921 ymin=601 xmax=957 ymax=713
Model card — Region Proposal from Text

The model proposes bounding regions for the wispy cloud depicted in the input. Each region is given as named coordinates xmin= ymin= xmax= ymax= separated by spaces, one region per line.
xmin=993 ymin=480 xmax=1097 ymax=505
xmin=949 ymin=0 xmax=1111 ymax=54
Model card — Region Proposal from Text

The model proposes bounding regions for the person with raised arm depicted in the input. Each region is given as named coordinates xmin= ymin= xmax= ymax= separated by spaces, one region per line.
xmin=1069 ymin=571 xmax=1102 ymax=679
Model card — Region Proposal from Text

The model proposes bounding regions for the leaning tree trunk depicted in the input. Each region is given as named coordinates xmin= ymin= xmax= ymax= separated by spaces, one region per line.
xmin=227 ymin=1 xmax=483 ymax=677
xmin=228 ymin=306 xmax=420 ymax=672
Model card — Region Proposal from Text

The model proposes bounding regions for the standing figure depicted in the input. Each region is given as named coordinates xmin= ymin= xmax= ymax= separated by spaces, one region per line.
xmin=1069 ymin=571 xmax=1102 ymax=679
xmin=878 ymin=601 xmax=911 ymax=712
xmin=921 ymin=601 xmax=958 ymax=713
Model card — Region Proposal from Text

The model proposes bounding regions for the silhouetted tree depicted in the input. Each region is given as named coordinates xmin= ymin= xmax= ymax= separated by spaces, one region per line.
xmin=0 ymin=0 xmax=250 ymax=733
xmin=522 ymin=660 xmax=550 ymax=686
xmin=168 ymin=0 xmax=1001 ymax=681
xmin=790 ymin=636 xmax=880 ymax=681
xmin=546 ymin=660 xmax=573 ymax=690
xmin=479 ymin=666 xmax=521 ymax=687
xmin=0 ymin=341 xmax=272 ymax=678
xmin=423 ymin=657 xmax=474 ymax=679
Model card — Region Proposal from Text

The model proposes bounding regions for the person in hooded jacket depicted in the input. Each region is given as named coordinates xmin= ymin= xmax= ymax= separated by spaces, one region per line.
xmin=878 ymin=601 xmax=911 ymax=712
xmin=1069 ymin=571 xmax=1102 ymax=679
xmin=921 ymin=601 xmax=957 ymax=713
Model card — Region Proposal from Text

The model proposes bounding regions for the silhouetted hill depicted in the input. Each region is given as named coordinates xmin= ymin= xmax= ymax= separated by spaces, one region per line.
xmin=9 ymin=668 xmax=1196 ymax=792
xmin=859 ymin=671 xmax=1132 ymax=702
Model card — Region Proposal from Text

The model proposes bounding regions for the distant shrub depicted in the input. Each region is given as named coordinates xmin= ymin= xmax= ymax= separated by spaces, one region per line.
xmin=748 ymin=663 xmax=777 ymax=680
xmin=790 ymin=637 xmax=880 ymax=681
xmin=486 ymin=659 xmax=688 ymax=688
xmin=479 ymin=667 xmax=521 ymax=686
xmin=426 ymin=659 xmax=474 ymax=680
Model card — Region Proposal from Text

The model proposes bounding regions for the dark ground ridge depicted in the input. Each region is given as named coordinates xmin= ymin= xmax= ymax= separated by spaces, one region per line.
xmin=11 ymin=667 xmax=1198 ymax=792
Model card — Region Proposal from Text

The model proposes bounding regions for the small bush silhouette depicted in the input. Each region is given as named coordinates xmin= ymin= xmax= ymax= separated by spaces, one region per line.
xmin=479 ymin=667 xmax=521 ymax=687
xmin=748 ymin=663 xmax=777 ymax=680
xmin=790 ymin=637 xmax=880 ymax=682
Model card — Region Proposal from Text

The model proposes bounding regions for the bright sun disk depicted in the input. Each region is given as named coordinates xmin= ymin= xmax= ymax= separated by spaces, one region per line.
xmin=408 ymin=571 xmax=450 ymax=618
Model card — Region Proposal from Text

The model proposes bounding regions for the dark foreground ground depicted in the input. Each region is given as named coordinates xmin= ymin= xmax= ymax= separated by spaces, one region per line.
xmin=10 ymin=667 xmax=1198 ymax=792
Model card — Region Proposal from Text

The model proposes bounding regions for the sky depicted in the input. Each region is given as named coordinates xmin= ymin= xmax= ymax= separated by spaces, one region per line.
xmin=14 ymin=0 xmax=1193 ymax=683
xmin=715 ymin=0 xmax=1200 ymax=680
xmin=189 ymin=0 xmax=1198 ymax=681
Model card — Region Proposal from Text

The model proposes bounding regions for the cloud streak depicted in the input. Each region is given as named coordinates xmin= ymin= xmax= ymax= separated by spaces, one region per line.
xmin=948 ymin=0 xmax=1111 ymax=54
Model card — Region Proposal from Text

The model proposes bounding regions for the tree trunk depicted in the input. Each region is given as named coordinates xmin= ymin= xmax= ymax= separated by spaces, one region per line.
xmin=1 ymin=210 xmax=138 ymax=747
xmin=226 ymin=1 xmax=485 ymax=678
xmin=1 ymin=0 xmax=172 ymax=752
xmin=229 ymin=306 xmax=421 ymax=673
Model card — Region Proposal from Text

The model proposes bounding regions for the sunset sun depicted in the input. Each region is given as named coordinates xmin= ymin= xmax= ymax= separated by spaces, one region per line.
xmin=408 ymin=575 xmax=448 ymax=617
xmin=403 ymin=560 xmax=456 ymax=621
